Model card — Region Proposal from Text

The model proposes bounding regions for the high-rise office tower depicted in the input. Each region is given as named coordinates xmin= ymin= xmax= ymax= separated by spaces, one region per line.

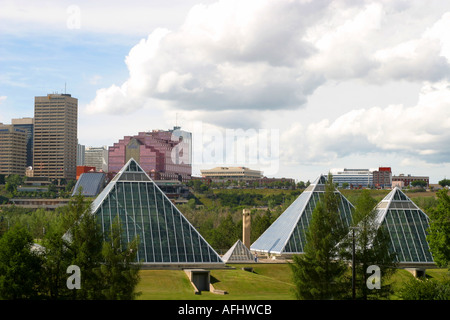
xmin=85 ymin=146 xmax=108 ymax=172
xmin=33 ymin=93 xmax=78 ymax=180
xmin=12 ymin=117 xmax=34 ymax=168
xmin=0 ymin=124 xmax=27 ymax=176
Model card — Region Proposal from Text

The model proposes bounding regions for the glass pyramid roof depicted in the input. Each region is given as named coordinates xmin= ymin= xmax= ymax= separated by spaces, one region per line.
xmin=250 ymin=175 xmax=354 ymax=255
xmin=91 ymin=158 xmax=224 ymax=265
xmin=373 ymin=187 xmax=434 ymax=264
xmin=221 ymin=239 xmax=255 ymax=263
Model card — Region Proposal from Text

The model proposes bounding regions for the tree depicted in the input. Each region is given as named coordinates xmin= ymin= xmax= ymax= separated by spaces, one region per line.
xmin=210 ymin=214 xmax=239 ymax=250
xmin=98 ymin=216 xmax=141 ymax=300
xmin=40 ymin=191 xmax=142 ymax=300
xmin=290 ymin=173 xmax=348 ymax=300
xmin=251 ymin=209 xmax=273 ymax=243
xmin=0 ymin=225 xmax=43 ymax=299
xmin=399 ymin=277 xmax=450 ymax=300
xmin=341 ymin=189 xmax=397 ymax=299
xmin=40 ymin=191 xmax=104 ymax=299
xmin=438 ymin=179 xmax=450 ymax=188
xmin=427 ymin=189 xmax=450 ymax=269
xmin=411 ymin=180 xmax=427 ymax=188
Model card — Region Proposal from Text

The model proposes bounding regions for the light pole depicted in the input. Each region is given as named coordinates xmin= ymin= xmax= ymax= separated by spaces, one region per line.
xmin=350 ymin=226 xmax=360 ymax=300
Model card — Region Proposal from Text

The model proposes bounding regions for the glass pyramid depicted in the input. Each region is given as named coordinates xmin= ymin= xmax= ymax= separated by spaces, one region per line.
xmin=373 ymin=187 xmax=434 ymax=264
xmin=91 ymin=158 xmax=224 ymax=265
xmin=250 ymin=175 xmax=354 ymax=255
xmin=222 ymin=239 xmax=255 ymax=263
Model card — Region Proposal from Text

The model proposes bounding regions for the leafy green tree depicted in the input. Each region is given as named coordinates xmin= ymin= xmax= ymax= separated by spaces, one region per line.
xmin=99 ymin=216 xmax=141 ymax=300
xmin=399 ymin=277 xmax=450 ymax=300
xmin=210 ymin=214 xmax=239 ymax=250
xmin=251 ymin=209 xmax=273 ymax=243
xmin=427 ymin=189 xmax=450 ymax=269
xmin=40 ymin=192 xmax=142 ymax=300
xmin=40 ymin=192 xmax=103 ymax=299
xmin=0 ymin=225 xmax=43 ymax=299
xmin=290 ymin=174 xmax=348 ymax=300
xmin=341 ymin=189 xmax=397 ymax=299
xmin=411 ymin=180 xmax=427 ymax=188
xmin=438 ymin=179 xmax=450 ymax=188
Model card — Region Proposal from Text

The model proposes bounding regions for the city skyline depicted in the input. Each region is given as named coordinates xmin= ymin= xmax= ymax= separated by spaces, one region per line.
xmin=2 ymin=1 xmax=450 ymax=183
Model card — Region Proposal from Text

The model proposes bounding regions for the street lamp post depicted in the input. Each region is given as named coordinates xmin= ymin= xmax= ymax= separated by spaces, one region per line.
xmin=350 ymin=226 xmax=360 ymax=300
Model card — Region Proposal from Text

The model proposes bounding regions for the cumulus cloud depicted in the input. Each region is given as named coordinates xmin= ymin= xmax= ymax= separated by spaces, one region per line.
xmin=282 ymin=80 xmax=450 ymax=164
xmin=86 ymin=0 xmax=450 ymax=118
xmin=86 ymin=0 xmax=327 ymax=114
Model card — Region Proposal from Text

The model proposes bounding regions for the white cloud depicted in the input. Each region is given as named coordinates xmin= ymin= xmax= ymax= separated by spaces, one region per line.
xmin=85 ymin=0 xmax=450 ymax=120
xmin=281 ymin=80 xmax=450 ymax=165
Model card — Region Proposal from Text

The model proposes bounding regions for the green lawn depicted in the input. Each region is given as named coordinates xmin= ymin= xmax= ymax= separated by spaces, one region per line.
xmin=136 ymin=264 xmax=295 ymax=300
xmin=135 ymin=264 xmax=449 ymax=300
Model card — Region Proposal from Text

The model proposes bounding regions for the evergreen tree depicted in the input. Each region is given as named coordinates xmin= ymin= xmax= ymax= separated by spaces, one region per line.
xmin=40 ymin=192 xmax=143 ymax=299
xmin=40 ymin=192 xmax=103 ymax=299
xmin=340 ymin=189 xmax=397 ymax=300
xmin=98 ymin=216 xmax=141 ymax=300
xmin=290 ymin=174 xmax=348 ymax=300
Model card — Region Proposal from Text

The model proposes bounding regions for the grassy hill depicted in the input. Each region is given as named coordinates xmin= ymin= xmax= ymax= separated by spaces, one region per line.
xmin=136 ymin=263 xmax=449 ymax=300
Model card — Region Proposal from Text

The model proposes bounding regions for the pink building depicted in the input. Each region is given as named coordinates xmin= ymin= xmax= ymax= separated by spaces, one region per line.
xmin=108 ymin=127 xmax=192 ymax=181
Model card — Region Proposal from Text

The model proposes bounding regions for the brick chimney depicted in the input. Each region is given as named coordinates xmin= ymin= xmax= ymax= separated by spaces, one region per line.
xmin=242 ymin=209 xmax=251 ymax=249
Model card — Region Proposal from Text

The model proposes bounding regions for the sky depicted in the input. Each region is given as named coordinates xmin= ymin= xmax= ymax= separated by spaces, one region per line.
xmin=1 ymin=0 xmax=450 ymax=183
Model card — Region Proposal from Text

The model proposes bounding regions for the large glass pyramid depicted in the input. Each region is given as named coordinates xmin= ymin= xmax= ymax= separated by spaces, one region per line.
xmin=222 ymin=239 xmax=255 ymax=264
xmin=372 ymin=187 xmax=434 ymax=265
xmin=90 ymin=158 xmax=224 ymax=265
xmin=250 ymin=175 xmax=354 ymax=255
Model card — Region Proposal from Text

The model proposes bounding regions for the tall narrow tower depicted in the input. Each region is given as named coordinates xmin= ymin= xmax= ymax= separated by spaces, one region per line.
xmin=33 ymin=93 xmax=78 ymax=180
xmin=242 ymin=209 xmax=251 ymax=249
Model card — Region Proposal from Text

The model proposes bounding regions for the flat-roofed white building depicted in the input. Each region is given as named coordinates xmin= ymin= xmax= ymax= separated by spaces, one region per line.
xmin=329 ymin=168 xmax=378 ymax=188
xmin=85 ymin=146 xmax=108 ymax=172
xmin=200 ymin=166 xmax=263 ymax=180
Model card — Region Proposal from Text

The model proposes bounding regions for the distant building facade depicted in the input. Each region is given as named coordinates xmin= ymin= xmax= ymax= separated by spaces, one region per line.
xmin=0 ymin=124 xmax=27 ymax=175
xmin=77 ymin=143 xmax=85 ymax=166
xmin=85 ymin=146 xmax=108 ymax=172
xmin=108 ymin=127 xmax=192 ymax=181
xmin=200 ymin=166 xmax=263 ymax=181
xmin=11 ymin=117 xmax=34 ymax=167
xmin=373 ymin=167 xmax=392 ymax=188
xmin=330 ymin=167 xmax=393 ymax=188
xmin=329 ymin=168 xmax=377 ymax=188
xmin=392 ymin=174 xmax=429 ymax=187
xmin=33 ymin=93 xmax=78 ymax=180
